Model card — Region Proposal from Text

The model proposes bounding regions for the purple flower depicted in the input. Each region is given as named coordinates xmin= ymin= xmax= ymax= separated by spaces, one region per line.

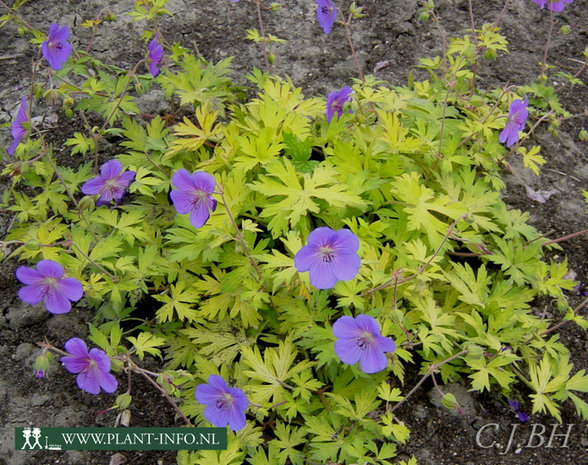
xmin=508 ymin=399 xmax=530 ymax=422
xmin=316 ymin=0 xmax=337 ymax=34
xmin=499 ymin=96 xmax=528 ymax=147
xmin=81 ymin=160 xmax=136 ymax=206
xmin=533 ymin=0 xmax=574 ymax=12
xmin=8 ymin=96 xmax=28 ymax=155
xmin=517 ymin=411 xmax=530 ymax=422
xmin=41 ymin=24 xmax=73 ymax=71
xmin=60 ymin=338 xmax=118 ymax=395
xmin=326 ymin=87 xmax=353 ymax=123
xmin=16 ymin=260 xmax=83 ymax=314
xmin=294 ymin=227 xmax=360 ymax=289
xmin=333 ymin=314 xmax=396 ymax=373
xmin=195 ymin=375 xmax=248 ymax=431
xmin=170 ymin=169 xmax=217 ymax=228
xmin=34 ymin=370 xmax=45 ymax=379
xmin=146 ymin=34 xmax=164 ymax=77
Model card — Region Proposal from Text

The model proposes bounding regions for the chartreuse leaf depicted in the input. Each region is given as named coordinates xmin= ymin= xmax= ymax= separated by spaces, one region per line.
xmin=241 ymin=338 xmax=314 ymax=404
xmin=517 ymin=145 xmax=546 ymax=176
xmin=153 ymin=281 xmax=200 ymax=322
xmin=165 ymin=102 xmax=223 ymax=158
xmin=127 ymin=332 xmax=165 ymax=360
xmin=249 ymin=159 xmax=367 ymax=237
xmin=391 ymin=172 xmax=465 ymax=247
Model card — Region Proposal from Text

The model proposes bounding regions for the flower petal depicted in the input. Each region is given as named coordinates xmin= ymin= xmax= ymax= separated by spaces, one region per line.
xmin=61 ymin=356 xmax=88 ymax=374
xmin=15 ymin=266 xmax=42 ymax=285
xmin=170 ymin=190 xmax=194 ymax=214
xmin=100 ymin=160 xmax=123 ymax=180
xmin=55 ymin=277 xmax=83 ymax=302
xmin=117 ymin=170 xmax=136 ymax=187
xmin=359 ymin=344 xmax=389 ymax=374
xmin=76 ymin=370 xmax=101 ymax=395
xmin=354 ymin=314 xmax=381 ymax=334
xmin=81 ymin=176 xmax=106 ymax=195
xmin=36 ymin=259 xmax=65 ymax=278
xmin=89 ymin=348 xmax=111 ymax=373
xmin=171 ymin=169 xmax=196 ymax=192
xmin=195 ymin=383 xmax=223 ymax=405
xmin=98 ymin=371 xmax=118 ymax=393
xmin=294 ymin=244 xmax=320 ymax=272
xmin=334 ymin=338 xmax=363 ymax=365
xmin=65 ymin=337 xmax=89 ymax=356
xmin=308 ymin=261 xmax=338 ymax=289
xmin=305 ymin=226 xmax=336 ymax=247
xmin=331 ymin=228 xmax=359 ymax=252
xmin=227 ymin=405 xmax=246 ymax=431
xmin=374 ymin=334 xmax=396 ymax=354
xmin=332 ymin=315 xmax=361 ymax=339
xmin=189 ymin=201 xmax=211 ymax=228
xmin=330 ymin=252 xmax=361 ymax=282
xmin=203 ymin=404 xmax=229 ymax=427
xmin=191 ymin=172 xmax=216 ymax=193
xmin=228 ymin=387 xmax=248 ymax=411
xmin=44 ymin=291 xmax=72 ymax=314
xmin=18 ymin=284 xmax=45 ymax=305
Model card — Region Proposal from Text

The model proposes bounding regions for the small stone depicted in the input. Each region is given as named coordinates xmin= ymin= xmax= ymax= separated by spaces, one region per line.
xmin=6 ymin=301 xmax=49 ymax=330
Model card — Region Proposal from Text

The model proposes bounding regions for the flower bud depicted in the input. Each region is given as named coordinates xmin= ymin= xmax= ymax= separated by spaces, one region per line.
xmin=441 ymin=392 xmax=458 ymax=409
xmin=579 ymin=129 xmax=588 ymax=142
xmin=25 ymin=239 xmax=41 ymax=251
xmin=467 ymin=344 xmax=484 ymax=359
xmin=78 ymin=196 xmax=95 ymax=212
xmin=270 ymin=3 xmax=280 ymax=12
xmin=418 ymin=12 xmax=430 ymax=23
xmin=268 ymin=53 xmax=276 ymax=65
xmin=560 ymin=25 xmax=571 ymax=35
xmin=116 ymin=393 xmax=132 ymax=410
xmin=34 ymin=353 xmax=51 ymax=378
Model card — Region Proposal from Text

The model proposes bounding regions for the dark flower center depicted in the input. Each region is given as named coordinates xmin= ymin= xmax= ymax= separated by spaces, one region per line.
xmin=190 ymin=189 xmax=209 ymax=207
xmin=319 ymin=245 xmax=335 ymax=263
xmin=356 ymin=331 xmax=374 ymax=351
xmin=41 ymin=277 xmax=58 ymax=297
xmin=321 ymin=6 xmax=332 ymax=14
xmin=215 ymin=393 xmax=234 ymax=410
xmin=50 ymin=40 xmax=63 ymax=51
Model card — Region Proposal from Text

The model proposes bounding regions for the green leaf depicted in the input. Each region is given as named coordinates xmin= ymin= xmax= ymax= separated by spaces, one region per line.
xmin=127 ymin=332 xmax=165 ymax=360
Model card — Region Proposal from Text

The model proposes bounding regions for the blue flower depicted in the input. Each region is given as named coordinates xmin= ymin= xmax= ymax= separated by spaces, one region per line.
xmin=41 ymin=24 xmax=73 ymax=71
xmin=333 ymin=314 xmax=396 ymax=373
xmin=195 ymin=375 xmax=248 ymax=431
xmin=294 ymin=227 xmax=360 ymax=289
xmin=499 ymin=96 xmax=528 ymax=147
xmin=316 ymin=0 xmax=337 ymax=34
xmin=8 ymin=96 xmax=28 ymax=155
xmin=326 ymin=87 xmax=353 ymax=122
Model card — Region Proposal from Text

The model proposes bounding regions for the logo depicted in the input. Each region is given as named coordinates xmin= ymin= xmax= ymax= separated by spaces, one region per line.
xmin=15 ymin=427 xmax=227 ymax=451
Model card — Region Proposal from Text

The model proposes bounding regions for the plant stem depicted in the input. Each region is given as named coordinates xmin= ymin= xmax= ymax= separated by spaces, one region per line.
xmin=343 ymin=13 xmax=364 ymax=82
xmin=467 ymin=0 xmax=479 ymax=96
xmin=365 ymin=214 xmax=467 ymax=296
xmin=69 ymin=239 xmax=118 ymax=281
xmin=541 ymin=296 xmax=588 ymax=337
xmin=540 ymin=9 xmax=555 ymax=78
xmin=218 ymin=187 xmax=264 ymax=283
xmin=254 ymin=0 xmax=270 ymax=72
xmin=541 ymin=228 xmax=588 ymax=246
xmin=390 ymin=348 xmax=469 ymax=414
xmin=131 ymin=362 xmax=194 ymax=427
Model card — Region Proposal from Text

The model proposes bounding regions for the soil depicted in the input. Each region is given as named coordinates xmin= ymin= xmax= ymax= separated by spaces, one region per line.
xmin=0 ymin=0 xmax=587 ymax=464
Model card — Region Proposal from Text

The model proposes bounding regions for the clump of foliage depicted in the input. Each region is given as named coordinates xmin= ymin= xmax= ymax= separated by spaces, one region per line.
xmin=1 ymin=0 xmax=587 ymax=464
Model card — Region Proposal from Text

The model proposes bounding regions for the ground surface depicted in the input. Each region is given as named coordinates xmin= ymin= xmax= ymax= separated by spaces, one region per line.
xmin=0 ymin=0 xmax=587 ymax=464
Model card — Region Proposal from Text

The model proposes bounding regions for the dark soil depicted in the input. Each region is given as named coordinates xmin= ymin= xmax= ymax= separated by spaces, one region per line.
xmin=1 ymin=1 xmax=587 ymax=464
